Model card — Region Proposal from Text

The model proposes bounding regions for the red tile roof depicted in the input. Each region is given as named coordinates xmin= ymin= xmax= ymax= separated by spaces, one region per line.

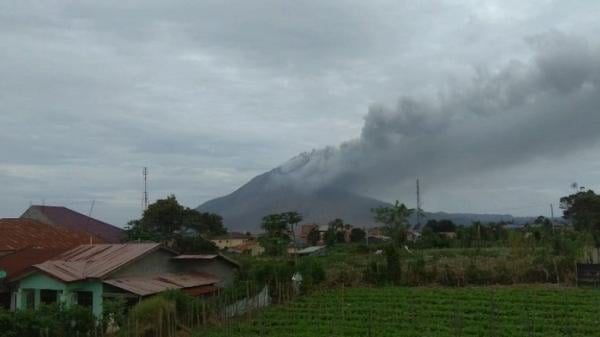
xmin=0 ymin=247 xmax=67 ymax=281
xmin=0 ymin=218 xmax=103 ymax=253
xmin=21 ymin=205 xmax=124 ymax=243
xmin=33 ymin=243 xmax=163 ymax=282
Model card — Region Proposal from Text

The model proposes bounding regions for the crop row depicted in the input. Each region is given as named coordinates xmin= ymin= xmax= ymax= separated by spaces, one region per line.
xmin=196 ymin=286 xmax=600 ymax=337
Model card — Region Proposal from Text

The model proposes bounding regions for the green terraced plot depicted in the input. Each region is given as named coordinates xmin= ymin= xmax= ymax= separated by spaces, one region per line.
xmin=196 ymin=286 xmax=600 ymax=337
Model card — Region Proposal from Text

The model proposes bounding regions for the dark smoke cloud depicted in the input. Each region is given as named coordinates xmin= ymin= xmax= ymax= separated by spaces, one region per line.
xmin=276 ymin=31 xmax=600 ymax=194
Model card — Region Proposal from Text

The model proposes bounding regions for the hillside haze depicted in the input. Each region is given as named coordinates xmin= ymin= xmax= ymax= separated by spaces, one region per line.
xmin=197 ymin=154 xmax=529 ymax=232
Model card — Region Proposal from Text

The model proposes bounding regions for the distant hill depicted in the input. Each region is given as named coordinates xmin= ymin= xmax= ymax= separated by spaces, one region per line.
xmin=197 ymin=158 xmax=534 ymax=232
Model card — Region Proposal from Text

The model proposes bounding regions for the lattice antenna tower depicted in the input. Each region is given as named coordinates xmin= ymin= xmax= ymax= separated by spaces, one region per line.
xmin=143 ymin=167 xmax=149 ymax=211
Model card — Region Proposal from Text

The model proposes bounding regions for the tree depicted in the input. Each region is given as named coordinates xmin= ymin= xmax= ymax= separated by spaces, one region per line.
xmin=561 ymin=189 xmax=600 ymax=260
xmin=126 ymin=195 xmax=226 ymax=241
xmin=259 ymin=211 xmax=303 ymax=256
xmin=424 ymin=219 xmax=457 ymax=233
xmin=372 ymin=201 xmax=414 ymax=246
xmin=560 ymin=189 xmax=600 ymax=232
xmin=384 ymin=245 xmax=401 ymax=284
xmin=323 ymin=228 xmax=337 ymax=247
xmin=125 ymin=195 xmax=224 ymax=253
xmin=350 ymin=227 xmax=366 ymax=243
xmin=307 ymin=227 xmax=321 ymax=246
xmin=328 ymin=218 xmax=344 ymax=231
xmin=336 ymin=230 xmax=346 ymax=243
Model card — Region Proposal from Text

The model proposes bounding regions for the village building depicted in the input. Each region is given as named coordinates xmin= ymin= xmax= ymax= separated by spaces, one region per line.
xmin=228 ymin=241 xmax=265 ymax=256
xmin=21 ymin=205 xmax=124 ymax=243
xmin=0 ymin=218 xmax=107 ymax=308
xmin=0 ymin=218 xmax=104 ymax=257
xmin=211 ymin=232 xmax=253 ymax=249
xmin=7 ymin=243 xmax=239 ymax=316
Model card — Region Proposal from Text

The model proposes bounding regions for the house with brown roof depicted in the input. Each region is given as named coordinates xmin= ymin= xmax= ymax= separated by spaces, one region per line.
xmin=0 ymin=218 xmax=104 ymax=256
xmin=21 ymin=205 xmax=124 ymax=243
xmin=0 ymin=218 xmax=106 ymax=309
xmin=8 ymin=243 xmax=239 ymax=316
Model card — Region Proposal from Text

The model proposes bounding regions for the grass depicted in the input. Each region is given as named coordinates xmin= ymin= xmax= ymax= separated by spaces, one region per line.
xmin=194 ymin=285 xmax=600 ymax=337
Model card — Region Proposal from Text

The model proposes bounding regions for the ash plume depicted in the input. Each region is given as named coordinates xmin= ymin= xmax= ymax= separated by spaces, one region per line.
xmin=273 ymin=32 xmax=600 ymax=194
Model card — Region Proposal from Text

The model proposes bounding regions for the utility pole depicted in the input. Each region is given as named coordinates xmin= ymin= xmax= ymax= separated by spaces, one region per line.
xmin=550 ymin=203 xmax=555 ymax=233
xmin=143 ymin=167 xmax=149 ymax=211
xmin=416 ymin=179 xmax=422 ymax=229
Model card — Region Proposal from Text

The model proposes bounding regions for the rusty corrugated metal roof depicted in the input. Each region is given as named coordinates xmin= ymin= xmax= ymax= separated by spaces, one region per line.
xmin=0 ymin=218 xmax=104 ymax=252
xmin=33 ymin=243 xmax=162 ymax=282
xmin=172 ymin=253 xmax=240 ymax=267
xmin=22 ymin=205 xmax=124 ymax=243
xmin=103 ymin=272 xmax=220 ymax=296
xmin=0 ymin=247 xmax=67 ymax=281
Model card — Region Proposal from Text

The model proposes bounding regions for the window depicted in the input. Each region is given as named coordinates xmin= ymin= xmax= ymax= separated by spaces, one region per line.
xmin=40 ymin=289 xmax=58 ymax=305
xmin=23 ymin=289 xmax=35 ymax=309
xmin=76 ymin=291 xmax=93 ymax=308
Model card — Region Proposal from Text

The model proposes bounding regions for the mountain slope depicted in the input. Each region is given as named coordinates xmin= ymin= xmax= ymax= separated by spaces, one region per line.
xmin=197 ymin=157 xmax=532 ymax=232
xmin=198 ymin=169 xmax=389 ymax=232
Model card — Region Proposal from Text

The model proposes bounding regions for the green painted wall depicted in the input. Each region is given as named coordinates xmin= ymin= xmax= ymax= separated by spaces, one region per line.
xmin=15 ymin=272 xmax=104 ymax=316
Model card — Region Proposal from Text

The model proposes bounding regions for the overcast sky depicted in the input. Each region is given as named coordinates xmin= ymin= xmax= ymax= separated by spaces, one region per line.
xmin=1 ymin=1 xmax=600 ymax=227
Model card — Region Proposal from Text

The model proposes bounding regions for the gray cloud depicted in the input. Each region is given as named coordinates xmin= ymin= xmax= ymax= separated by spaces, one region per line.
xmin=2 ymin=1 xmax=600 ymax=225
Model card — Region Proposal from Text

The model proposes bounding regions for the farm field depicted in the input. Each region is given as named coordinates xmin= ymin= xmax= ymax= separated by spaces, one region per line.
xmin=196 ymin=286 xmax=600 ymax=337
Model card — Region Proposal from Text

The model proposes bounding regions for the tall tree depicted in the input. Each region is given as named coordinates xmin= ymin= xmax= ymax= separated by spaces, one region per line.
xmin=125 ymin=195 xmax=224 ymax=253
xmin=560 ymin=189 xmax=600 ymax=232
xmin=259 ymin=211 xmax=303 ymax=256
xmin=350 ymin=227 xmax=366 ymax=243
xmin=372 ymin=201 xmax=414 ymax=245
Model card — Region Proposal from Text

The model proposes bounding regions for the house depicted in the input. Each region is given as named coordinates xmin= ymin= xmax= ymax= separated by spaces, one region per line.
xmin=8 ymin=243 xmax=239 ymax=316
xmin=229 ymin=242 xmax=265 ymax=256
xmin=171 ymin=254 xmax=240 ymax=287
xmin=0 ymin=218 xmax=106 ymax=309
xmin=211 ymin=232 xmax=253 ymax=249
xmin=0 ymin=218 xmax=104 ymax=256
xmin=21 ymin=205 xmax=124 ymax=243
xmin=0 ymin=247 xmax=66 ymax=308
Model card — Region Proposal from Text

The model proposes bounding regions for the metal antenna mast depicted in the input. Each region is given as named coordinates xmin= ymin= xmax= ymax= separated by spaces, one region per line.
xmin=416 ymin=179 xmax=422 ymax=229
xmin=143 ymin=167 xmax=149 ymax=211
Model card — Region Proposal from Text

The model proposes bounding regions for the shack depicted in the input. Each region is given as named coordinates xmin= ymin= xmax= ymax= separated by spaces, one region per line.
xmin=8 ymin=243 xmax=239 ymax=316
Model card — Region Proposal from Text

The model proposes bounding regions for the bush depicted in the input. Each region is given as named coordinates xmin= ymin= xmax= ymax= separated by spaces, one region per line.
xmin=297 ymin=258 xmax=326 ymax=292
xmin=128 ymin=296 xmax=176 ymax=337
xmin=0 ymin=304 xmax=96 ymax=337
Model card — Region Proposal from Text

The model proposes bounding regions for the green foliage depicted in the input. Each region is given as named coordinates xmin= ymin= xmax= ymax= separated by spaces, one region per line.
xmin=125 ymin=195 xmax=226 ymax=246
xmin=372 ymin=201 xmax=413 ymax=246
xmin=424 ymin=219 xmax=457 ymax=233
xmin=0 ymin=304 xmax=95 ymax=337
xmin=197 ymin=287 xmax=600 ymax=337
xmin=335 ymin=230 xmax=346 ymax=243
xmin=260 ymin=212 xmax=303 ymax=256
xmin=103 ymin=297 xmax=127 ymax=333
xmin=561 ymin=189 xmax=600 ymax=233
xmin=171 ymin=234 xmax=218 ymax=253
xmin=129 ymin=296 xmax=176 ymax=337
xmin=384 ymin=245 xmax=401 ymax=284
xmin=349 ymin=227 xmax=366 ymax=243
xmin=296 ymin=258 xmax=326 ymax=292
xmin=323 ymin=228 xmax=337 ymax=247
xmin=328 ymin=218 xmax=344 ymax=231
